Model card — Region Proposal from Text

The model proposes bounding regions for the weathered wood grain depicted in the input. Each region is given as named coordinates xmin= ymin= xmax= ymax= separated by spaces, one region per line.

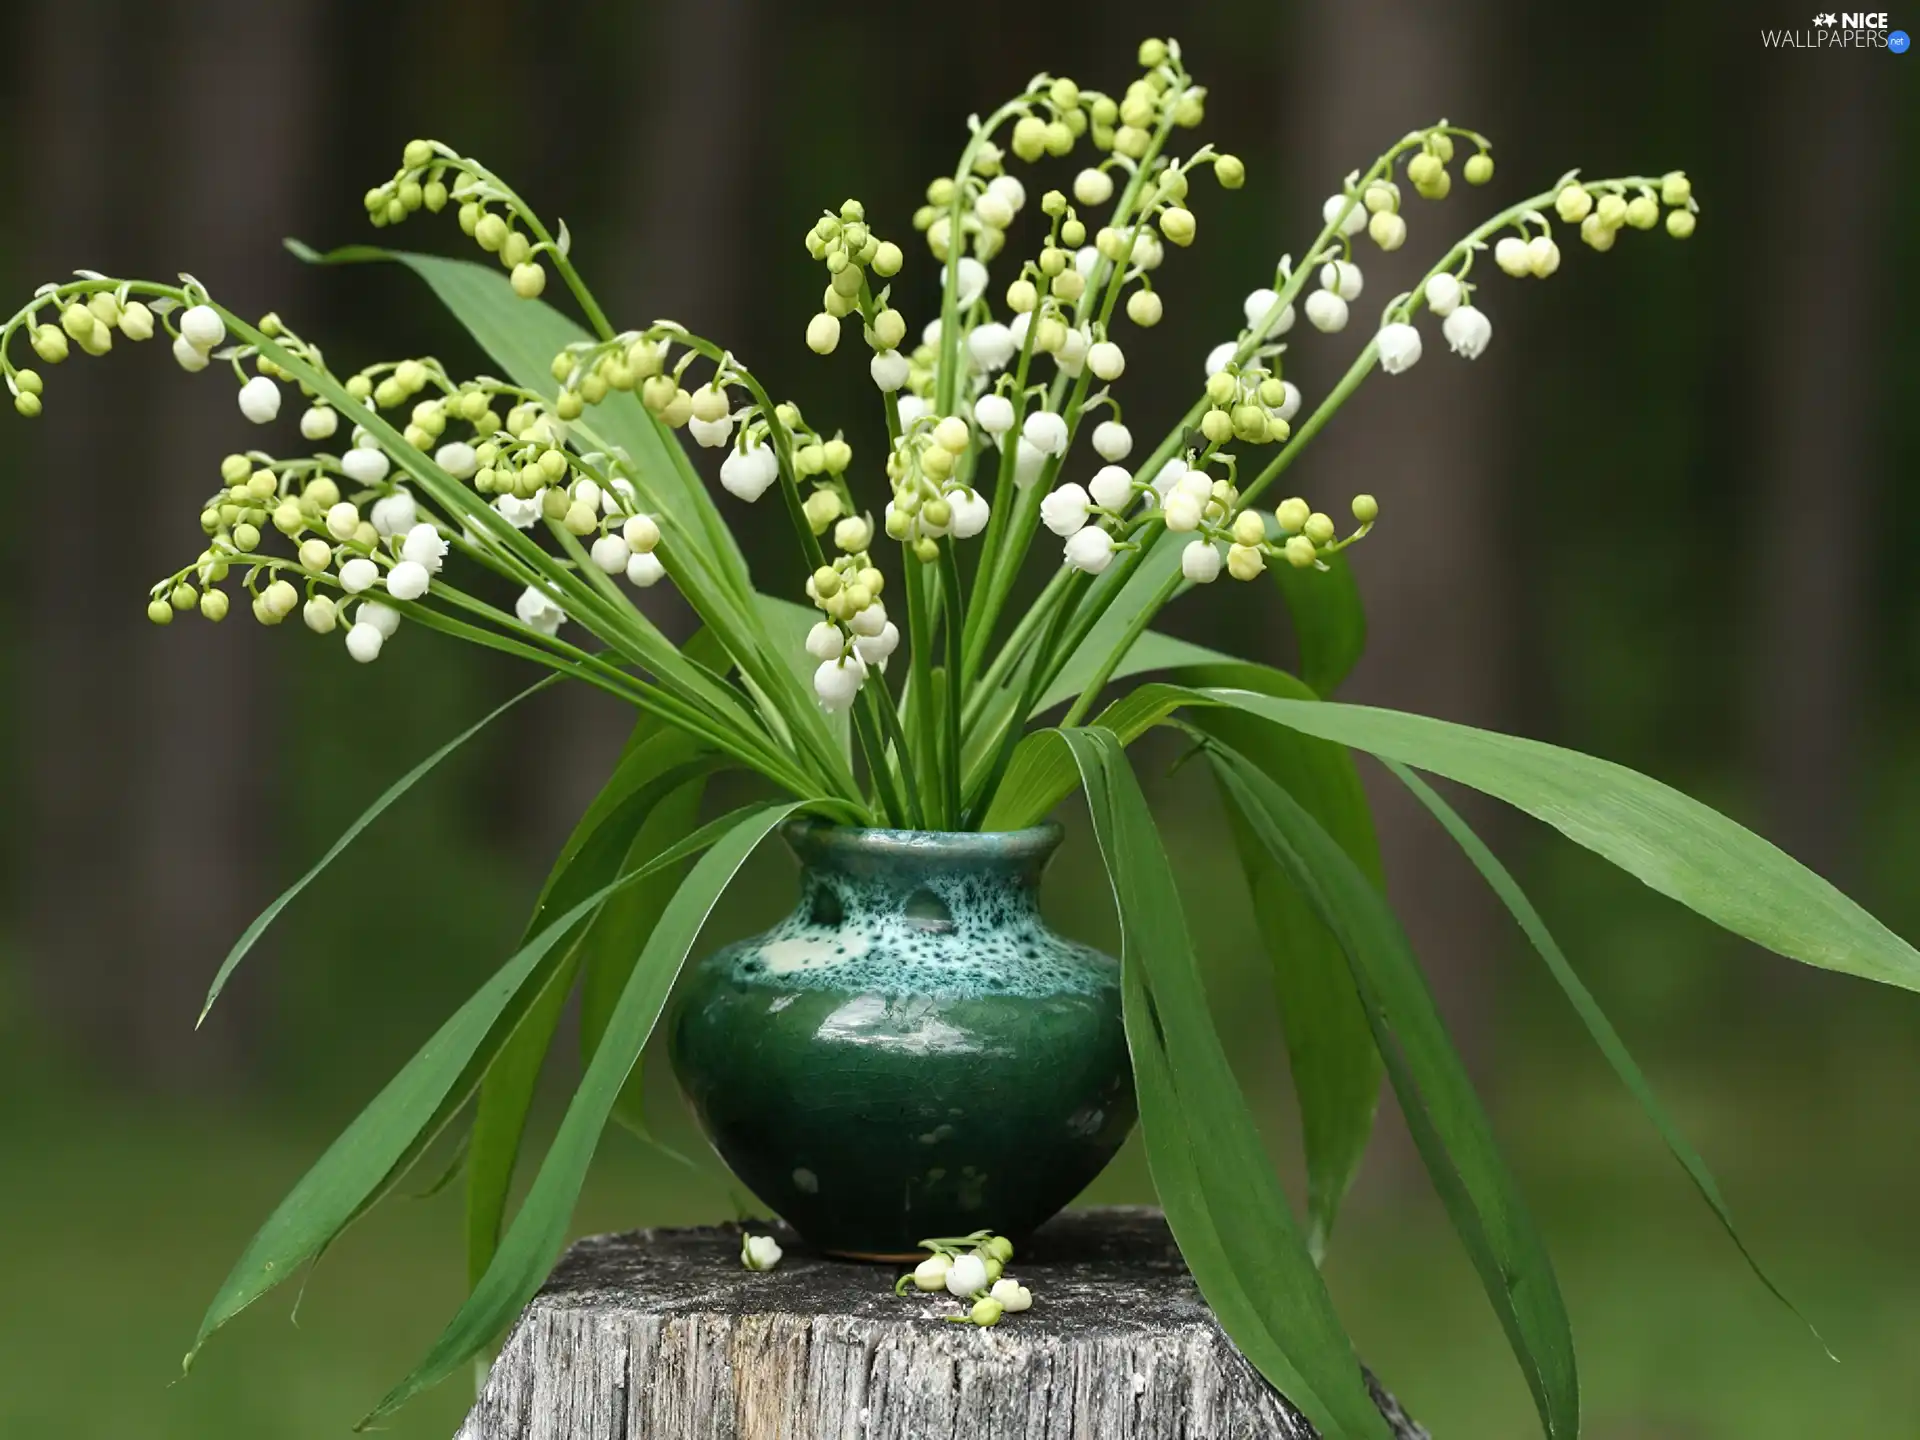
xmin=456 ymin=1207 xmax=1425 ymax=1440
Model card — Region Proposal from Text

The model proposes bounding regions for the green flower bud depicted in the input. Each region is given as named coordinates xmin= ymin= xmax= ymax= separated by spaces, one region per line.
xmin=1033 ymin=317 xmax=1066 ymax=354
xmin=1049 ymin=76 xmax=1080 ymax=109
xmin=913 ymin=535 xmax=940 ymax=564
xmin=1006 ymin=279 xmax=1038 ymax=314
xmin=119 ymin=302 xmax=155 ymax=341
xmin=200 ymin=589 xmax=230 ymax=622
xmin=299 ymin=538 xmax=333 ymax=571
xmin=1114 ymin=125 xmax=1151 ymax=160
xmin=1555 ymin=185 xmax=1593 ymax=224
xmin=1352 ymin=493 xmax=1379 ymax=524
xmin=885 ymin=507 xmax=913 ymax=540
xmin=803 ymin=489 xmax=842 ymax=534
xmin=1303 ymin=511 xmax=1336 ymax=545
xmin=550 ymin=351 xmax=575 ymax=384
xmin=263 ymin=579 xmax=299 ymax=617
xmin=1625 ymin=195 xmax=1659 ymax=230
xmin=1580 ymin=213 xmax=1617 ymax=251
xmin=246 ymin=469 xmax=277 ymax=501
xmin=1050 ymin=269 xmax=1086 ymax=303
xmin=61 ymin=303 xmax=98 ymax=343
xmin=796 ymin=443 xmax=826 ymax=476
xmin=458 ymin=202 xmax=481 ymax=236
xmin=1230 ymin=404 xmax=1270 ymax=443
xmin=474 ymin=212 xmax=509 ymax=252
xmin=1214 ymin=153 xmax=1247 ymax=190
xmin=1009 ymin=115 xmax=1048 ymax=162
xmin=1284 ymin=534 xmax=1318 ymax=568
xmin=831 ymin=263 xmax=865 ymax=298
xmin=1275 ymin=497 xmax=1310 ymax=534
xmin=511 ymin=262 xmax=547 ymax=299
xmin=346 ymin=374 xmax=374 ymax=401
xmin=1043 ymin=120 xmax=1073 ymax=157
xmin=384 ymin=197 xmax=406 ymax=225
xmin=403 ymin=138 xmax=434 ymax=169
xmin=304 ymin=477 xmax=340 ymax=509
xmin=542 ymin=487 xmax=571 ymax=521
xmin=1173 ymin=94 xmax=1205 ymax=128
xmin=871 ymin=308 xmax=907 ymax=352
xmin=1595 ymin=193 xmax=1628 ymax=229
xmin=398 ymin=180 xmax=424 ymax=212
xmin=1205 ymin=370 xmax=1237 ymax=405
xmin=1464 ymin=153 xmax=1494 ymax=185
xmin=564 ymin=500 xmax=598 ymax=535
xmin=823 ymin=438 xmax=853 ymax=473
xmin=872 ymin=241 xmax=904 ymax=278
xmin=1200 ymin=408 xmax=1234 ymax=445
xmin=30 ymin=324 xmax=68 ymax=364
xmin=13 ymin=391 xmax=41 ymax=418
xmin=922 ymin=445 xmax=954 ymax=479
xmin=1138 ymin=37 xmax=1168 ymax=66
xmin=423 ymin=180 xmax=448 ymax=213
xmin=169 ymin=583 xmax=197 ymax=611
xmin=1666 ymin=209 xmax=1696 ymax=240
xmin=304 ymin=595 xmax=337 ymax=634
xmin=231 ymin=522 xmax=260 ymax=552
xmin=373 ymin=378 xmax=405 ymax=409
xmin=555 ymin=389 xmax=584 ymax=420
xmin=1659 ymin=171 xmax=1691 ymax=207
xmin=806 ymin=312 xmax=842 ymax=356
xmin=148 ymin=598 xmax=174 ymax=626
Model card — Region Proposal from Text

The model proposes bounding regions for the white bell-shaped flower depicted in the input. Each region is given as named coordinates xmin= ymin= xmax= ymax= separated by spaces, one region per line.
xmin=1272 ymin=380 xmax=1302 ymax=422
xmin=1022 ymin=410 xmax=1068 ymax=456
xmin=179 ymin=304 xmax=226 ymax=350
xmin=1040 ymin=482 xmax=1092 ymax=537
xmin=741 ymin=1234 xmax=783 ymax=1272
xmin=623 ymin=514 xmax=660 ymax=552
xmin=1163 ymin=489 xmax=1204 ymax=532
xmin=989 ymin=1278 xmax=1033 ymax=1313
xmin=1322 ymin=193 xmax=1367 ymax=237
xmin=1423 ymin=272 xmax=1464 ymax=317
xmin=967 ymin=322 xmax=1017 ymax=372
xmin=1319 ymin=260 xmax=1364 ymax=301
xmin=1088 ymin=464 xmax=1132 ymax=511
xmin=1063 ymin=525 xmax=1116 ymax=575
xmin=1013 ymin=437 xmax=1048 ymax=488
xmin=590 ymin=533 xmax=631 ymax=574
xmin=301 ymin=406 xmax=339 ymax=441
xmin=626 ymin=551 xmax=665 ymax=587
xmin=973 ymin=393 xmax=1014 ymax=436
xmin=172 ymin=334 xmax=210 ymax=372
xmin=1377 ymin=322 xmax=1423 ymax=375
xmin=360 ymin=601 xmax=402 ymax=638
xmin=1494 ymin=236 xmax=1532 ymax=277
xmin=515 ymin=585 xmax=566 ymax=635
xmin=338 ymin=556 xmax=379 ymax=593
xmin=385 ymin=559 xmax=430 ymax=601
xmin=401 ymin=522 xmax=448 ymax=572
xmin=1442 ymin=305 xmax=1493 ymax=359
xmin=688 ymin=414 xmax=733 ymax=449
xmin=434 ymin=441 xmax=478 ymax=479
xmin=986 ymin=173 xmax=1026 ymax=213
xmin=1092 ymin=420 xmax=1132 ymax=461
xmin=1087 ymin=340 xmax=1125 ymax=381
xmin=1304 ymin=290 xmax=1349 ymax=333
xmin=1150 ymin=457 xmax=1188 ymax=499
xmin=956 ymin=257 xmax=988 ymax=307
xmin=870 ymin=350 xmax=910 ymax=392
xmin=342 ymin=447 xmax=391 ymax=486
xmin=495 ymin=493 xmax=540 ymax=528
xmin=719 ymin=441 xmax=778 ymax=502
xmin=853 ymin=620 xmax=900 ymax=666
xmin=805 ymin=621 xmax=843 ymax=661
xmin=948 ymin=488 xmax=991 ymax=539
xmin=1182 ymin=540 xmax=1223 ymax=583
xmin=344 ymin=621 xmax=384 ymax=663
xmin=813 ymin=656 xmax=865 ymax=713
xmin=238 ymin=376 xmax=282 ymax=424
xmin=370 ymin=489 xmax=418 ymax=538
xmin=945 ymin=1254 xmax=989 ymax=1298
xmin=1204 ymin=341 xmax=1237 ymax=376
xmin=896 ymin=394 xmax=931 ymax=429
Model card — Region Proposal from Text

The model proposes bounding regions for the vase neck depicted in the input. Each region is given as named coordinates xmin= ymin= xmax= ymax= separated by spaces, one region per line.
xmin=783 ymin=822 xmax=1059 ymax=920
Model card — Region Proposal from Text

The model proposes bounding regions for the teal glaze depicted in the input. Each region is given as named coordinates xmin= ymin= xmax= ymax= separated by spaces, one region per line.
xmin=668 ymin=819 xmax=1135 ymax=1257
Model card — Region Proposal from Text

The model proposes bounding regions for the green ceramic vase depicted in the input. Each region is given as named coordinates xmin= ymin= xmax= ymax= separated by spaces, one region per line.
xmin=668 ymin=819 xmax=1134 ymax=1259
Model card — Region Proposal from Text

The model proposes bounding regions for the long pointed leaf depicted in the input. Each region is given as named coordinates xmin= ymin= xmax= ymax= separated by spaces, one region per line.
xmin=1203 ymin=691 xmax=1920 ymax=993
xmin=197 ymin=675 xmax=556 ymax=1025
xmin=362 ymin=800 xmax=806 ymax=1426
xmin=1210 ymin=745 xmax=1578 ymax=1439
xmin=1388 ymin=761 xmax=1827 ymax=1348
xmin=1057 ymin=728 xmax=1395 ymax=1440
xmin=1271 ymin=550 xmax=1367 ymax=697
xmin=185 ymin=806 xmax=757 ymax=1366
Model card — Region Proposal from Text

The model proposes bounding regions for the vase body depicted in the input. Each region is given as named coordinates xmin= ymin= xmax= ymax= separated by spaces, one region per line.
xmin=668 ymin=820 xmax=1134 ymax=1258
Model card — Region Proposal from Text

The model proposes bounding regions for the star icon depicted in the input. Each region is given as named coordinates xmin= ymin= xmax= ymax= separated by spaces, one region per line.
xmin=1813 ymin=11 xmax=1837 ymax=23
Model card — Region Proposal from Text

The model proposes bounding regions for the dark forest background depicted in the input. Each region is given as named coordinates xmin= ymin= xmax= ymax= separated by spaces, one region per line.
xmin=2 ymin=2 xmax=1915 ymax=1436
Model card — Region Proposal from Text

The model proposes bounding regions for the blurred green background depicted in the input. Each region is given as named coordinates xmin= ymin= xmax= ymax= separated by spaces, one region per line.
xmin=2 ymin=2 xmax=1915 ymax=1436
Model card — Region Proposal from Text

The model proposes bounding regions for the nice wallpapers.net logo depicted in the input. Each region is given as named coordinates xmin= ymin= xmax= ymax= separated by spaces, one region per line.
xmin=1762 ymin=11 xmax=1911 ymax=48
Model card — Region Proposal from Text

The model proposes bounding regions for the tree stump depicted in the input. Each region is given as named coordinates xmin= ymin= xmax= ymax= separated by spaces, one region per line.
xmin=456 ymin=1206 xmax=1425 ymax=1440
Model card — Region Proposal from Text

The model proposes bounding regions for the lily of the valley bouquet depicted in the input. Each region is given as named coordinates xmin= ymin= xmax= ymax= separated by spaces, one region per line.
xmin=10 ymin=35 xmax=1912 ymax=1440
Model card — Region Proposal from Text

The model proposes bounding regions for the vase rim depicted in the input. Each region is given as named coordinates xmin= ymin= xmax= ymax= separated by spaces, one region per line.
xmin=782 ymin=816 xmax=1064 ymax=867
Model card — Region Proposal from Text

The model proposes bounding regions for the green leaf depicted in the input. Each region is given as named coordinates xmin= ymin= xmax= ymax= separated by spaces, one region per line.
xmin=362 ymin=800 xmax=806 ymax=1426
xmin=1387 ymin=761 xmax=1827 ymax=1350
xmin=981 ymin=681 xmax=1193 ymax=829
xmin=1035 ymin=624 xmax=1231 ymax=715
xmin=1056 ymin=728 xmax=1395 ymax=1440
xmin=1208 ymin=744 xmax=1578 ymax=1439
xmin=1271 ymin=550 xmax=1366 ymax=697
xmin=1202 ymin=691 xmax=1920 ymax=993
xmin=462 ymin=732 xmax=716 ymax=1288
xmin=197 ymin=675 xmax=557 ymax=1025
xmin=185 ymin=806 xmax=753 ymax=1367
xmin=1182 ymin=662 xmax=1383 ymax=1261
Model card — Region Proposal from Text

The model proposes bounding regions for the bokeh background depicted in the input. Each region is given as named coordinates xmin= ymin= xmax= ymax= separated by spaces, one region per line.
xmin=2 ymin=1 xmax=1915 ymax=1436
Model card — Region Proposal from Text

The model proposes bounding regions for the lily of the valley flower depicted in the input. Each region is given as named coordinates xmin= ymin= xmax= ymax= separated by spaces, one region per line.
xmin=1442 ymin=305 xmax=1492 ymax=359
xmin=1377 ymin=322 xmax=1423 ymax=375
xmin=741 ymin=1234 xmax=784 ymax=1272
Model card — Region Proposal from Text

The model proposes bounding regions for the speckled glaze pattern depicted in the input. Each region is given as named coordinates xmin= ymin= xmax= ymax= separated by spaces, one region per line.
xmin=669 ymin=820 xmax=1135 ymax=1258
